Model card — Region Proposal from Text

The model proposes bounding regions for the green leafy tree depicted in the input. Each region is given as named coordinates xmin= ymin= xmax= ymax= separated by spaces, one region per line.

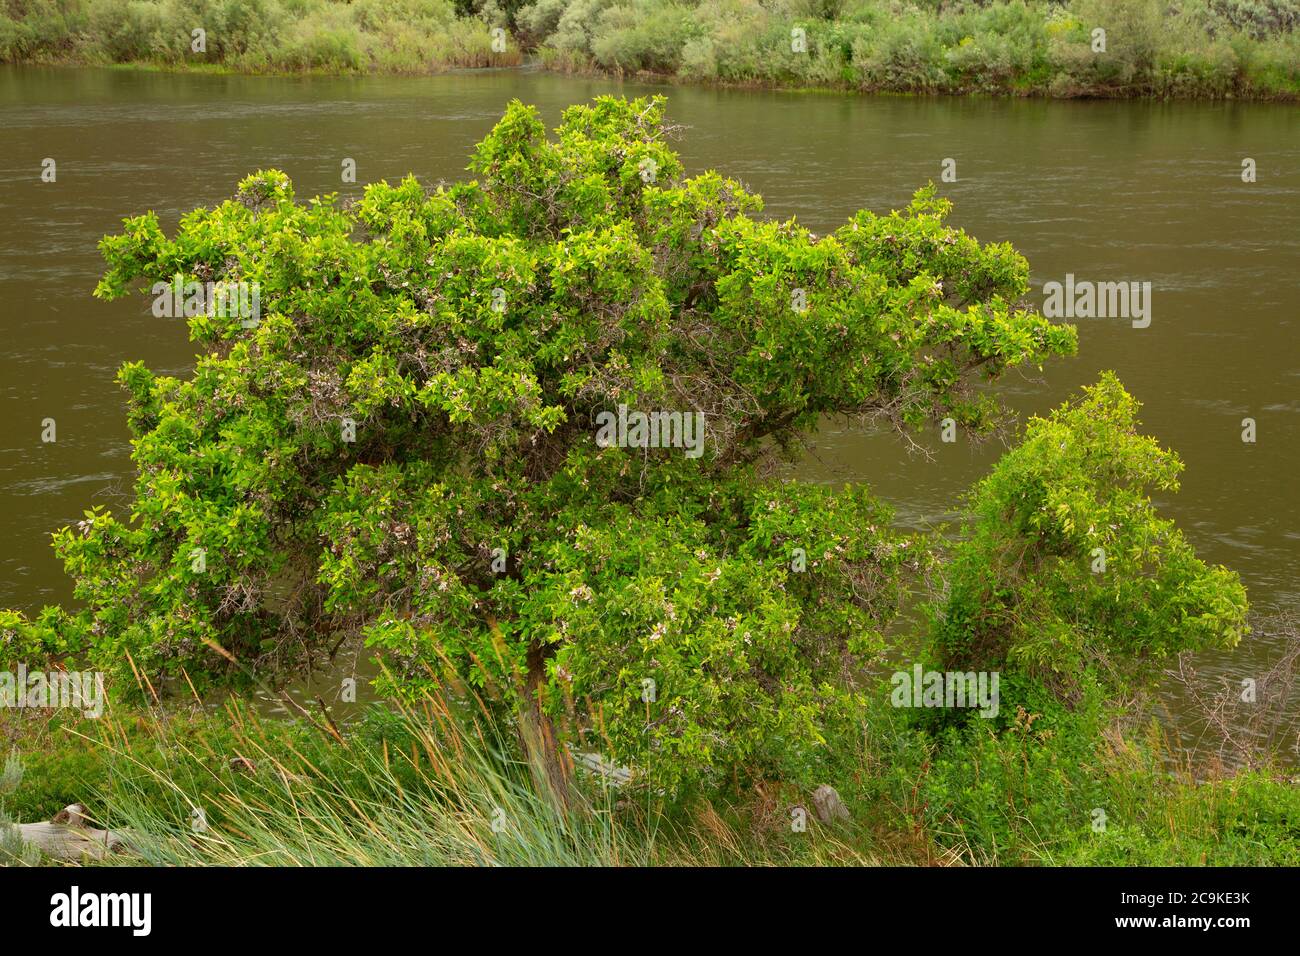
xmin=3 ymin=95 xmax=1077 ymax=793
xmin=933 ymin=372 xmax=1248 ymax=713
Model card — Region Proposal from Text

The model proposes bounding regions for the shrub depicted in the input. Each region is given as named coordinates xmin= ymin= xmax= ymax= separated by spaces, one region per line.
xmin=516 ymin=0 xmax=567 ymax=44
xmin=932 ymin=373 xmax=1248 ymax=710
xmin=4 ymin=95 xmax=1077 ymax=796
xmin=588 ymin=0 xmax=700 ymax=72
xmin=850 ymin=12 xmax=946 ymax=90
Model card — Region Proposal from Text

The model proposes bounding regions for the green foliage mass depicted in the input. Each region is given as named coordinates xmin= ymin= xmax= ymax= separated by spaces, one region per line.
xmin=525 ymin=0 xmax=1300 ymax=99
xmin=3 ymin=1 xmax=1298 ymax=98
xmin=892 ymin=691 xmax=1300 ymax=865
xmin=3 ymin=95 xmax=1079 ymax=794
xmin=933 ymin=372 xmax=1249 ymax=710
xmin=0 ymin=0 xmax=516 ymax=72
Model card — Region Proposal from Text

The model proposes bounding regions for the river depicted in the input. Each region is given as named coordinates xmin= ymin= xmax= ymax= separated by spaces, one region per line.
xmin=1 ymin=65 xmax=1296 ymax=755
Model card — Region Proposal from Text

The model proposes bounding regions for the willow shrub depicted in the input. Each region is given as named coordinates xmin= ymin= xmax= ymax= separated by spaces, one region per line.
xmin=1 ymin=95 xmax=1083 ymax=795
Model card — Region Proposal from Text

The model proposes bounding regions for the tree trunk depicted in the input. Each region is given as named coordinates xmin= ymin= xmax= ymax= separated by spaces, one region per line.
xmin=520 ymin=641 xmax=573 ymax=810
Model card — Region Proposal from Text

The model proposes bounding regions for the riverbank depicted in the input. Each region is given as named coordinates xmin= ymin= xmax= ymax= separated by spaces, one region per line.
xmin=0 ymin=0 xmax=524 ymax=73
xmin=3 ymin=0 xmax=1298 ymax=100
xmin=4 ymin=678 xmax=1299 ymax=866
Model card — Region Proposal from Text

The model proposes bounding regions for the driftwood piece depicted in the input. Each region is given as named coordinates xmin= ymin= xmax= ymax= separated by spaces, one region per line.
xmin=8 ymin=803 xmax=131 ymax=862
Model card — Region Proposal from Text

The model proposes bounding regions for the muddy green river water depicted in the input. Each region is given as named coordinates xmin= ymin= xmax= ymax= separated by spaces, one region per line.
xmin=1 ymin=65 xmax=1296 ymax=752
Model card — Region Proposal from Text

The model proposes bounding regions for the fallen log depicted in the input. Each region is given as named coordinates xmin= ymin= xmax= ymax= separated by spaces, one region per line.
xmin=7 ymin=804 xmax=131 ymax=862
